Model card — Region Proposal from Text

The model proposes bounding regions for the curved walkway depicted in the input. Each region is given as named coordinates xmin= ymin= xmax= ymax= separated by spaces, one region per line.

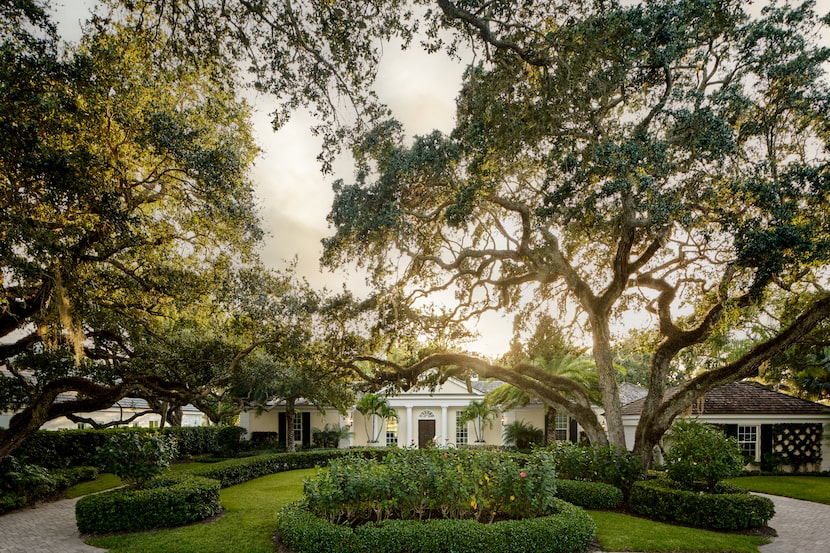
xmin=756 ymin=493 xmax=830 ymax=553
xmin=0 ymin=497 xmax=103 ymax=553
xmin=0 ymin=492 xmax=829 ymax=552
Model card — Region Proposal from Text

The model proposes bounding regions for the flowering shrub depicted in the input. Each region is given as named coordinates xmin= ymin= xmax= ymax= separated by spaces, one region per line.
xmin=303 ymin=449 xmax=558 ymax=524
xmin=665 ymin=418 xmax=744 ymax=491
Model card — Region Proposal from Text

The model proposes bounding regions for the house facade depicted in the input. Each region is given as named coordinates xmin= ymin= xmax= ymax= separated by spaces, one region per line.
xmin=620 ymin=381 xmax=830 ymax=472
xmin=239 ymin=378 xmax=583 ymax=449
xmin=0 ymin=396 xmax=207 ymax=431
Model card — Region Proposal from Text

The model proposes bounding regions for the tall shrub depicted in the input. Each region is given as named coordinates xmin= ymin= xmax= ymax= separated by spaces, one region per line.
xmin=664 ymin=419 xmax=744 ymax=491
xmin=96 ymin=433 xmax=177 ymax=487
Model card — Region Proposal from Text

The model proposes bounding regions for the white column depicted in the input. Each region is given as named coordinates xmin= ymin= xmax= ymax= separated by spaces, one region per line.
xmin=406 ymin=405 xmax=413 ymax=447
xmin=441 ymin=406 xmax=449 ymax=445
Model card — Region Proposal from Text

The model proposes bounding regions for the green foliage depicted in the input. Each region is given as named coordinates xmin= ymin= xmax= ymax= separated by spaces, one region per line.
xmin=0 ymin=0 xmax=263 ymax=460
xmin=549 ymin=442 xmax=642 ymax=496
xmin=14 ymin=427 xmax=225 ymax=468
xmin=554 ymin=479 xmax=623 ymax=510
xmin=75 ymin=473 xmax=221 ymax=534
xmin=216 ymin=425 xmax=246 ymax=455
xmin=96 ymin=433 xmax=177 ymax=487
xmin=665 ymin=419 xmax=744 ymax=490
xmin=312 ymin=423 xmax=352 ymax=448
xmin=630 ymin=478 xmax=775 ymax=530
xmin=502 ymin=420 xmax=544 ymax=450
xmin=356 ymin=393 xmax=397 ymax=443
xmin=304 ymin=449 xmax=558 ymax=524
xmin=770 ymin=423 xmax=823 ymax=471
xmin=458 ymin=399 xmax=499 ymax=443
xmin=188 ymin=448 xmax=392 ymax=488
xmin=0 ymin=456 xmax=97 ymax=514
xmin=278 ymin=498 xmax=595 ymax=553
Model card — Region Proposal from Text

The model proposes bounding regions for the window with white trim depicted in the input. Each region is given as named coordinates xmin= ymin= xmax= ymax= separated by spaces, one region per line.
xmin=456 ymin=411 xmax=468 ymax=446
xmin=293 ymin=415 xmax=303 ymax=443
xmin=386 ymin=417 xmax=398 ymax=446
xmin=738 ymin=425 xmax=757 ymax=459
xmin=554 ymin=413 xmax=569 ymax=441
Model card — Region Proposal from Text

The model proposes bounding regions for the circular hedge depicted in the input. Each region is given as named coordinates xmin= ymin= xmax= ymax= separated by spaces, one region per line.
xmin=277 ymin=498 xmax=596 ymax=553
xmin=629 ymin=478 xmax=775 ymax=530
xmin=75 ymin=473 xmax=221 ymax=534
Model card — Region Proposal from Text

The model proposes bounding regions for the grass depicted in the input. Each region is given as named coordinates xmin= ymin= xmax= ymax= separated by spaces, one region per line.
xmin=65 ymin=473 xmax=123 ymax=499
xmin=75 ymin=464 xmax=786 ymax=553
xmin=727 ymin=474 xmax=830 ymax=505
xmin=65 ymin=462 xmax=205 ymax=499
xmin=85 ymin=468 xmax=318 ymax=553
xmin=590 ymin=510 xmax=770 ymax=553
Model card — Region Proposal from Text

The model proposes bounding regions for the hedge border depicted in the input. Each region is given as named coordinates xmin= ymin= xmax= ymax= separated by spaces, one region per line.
xmin=630 ymin=479 xmax=775 ymax=530
xmin=555 ymin=479 xmax=623 ymax=510
xmin=75 ymin=474 xmax=221 ymax=534
xmin=277 ymin=498 xmax=596 ymax=553
xmin=188 ymin=448 xmax=392 ymax=487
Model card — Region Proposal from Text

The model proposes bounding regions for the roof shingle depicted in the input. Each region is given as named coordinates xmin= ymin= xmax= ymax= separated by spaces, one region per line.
xmin=620 ymin=381 xmax=830 ymax=416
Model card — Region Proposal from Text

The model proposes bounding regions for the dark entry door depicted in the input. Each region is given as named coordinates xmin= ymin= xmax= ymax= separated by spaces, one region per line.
xmin=418 ymin=420 xmax=436 ymax=449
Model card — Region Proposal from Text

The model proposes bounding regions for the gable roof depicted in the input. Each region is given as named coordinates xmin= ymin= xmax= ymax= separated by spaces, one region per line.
xmin=620 ymin=381 xmax=830 ymax=417
xmin=619 ymin=382 xmax=648 ymax=405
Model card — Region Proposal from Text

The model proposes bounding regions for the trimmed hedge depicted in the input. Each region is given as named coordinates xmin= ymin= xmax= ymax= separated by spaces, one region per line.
xmin=555 ymin=479 xmax=623 ymax=510
xmin=630 ymin=479 xmax=775 ymax=530
xmin=277 ymin=499 xmax=596 ymax=553
xmin=16 ymin=426 xmax=233 ymax=468
xmin=549 ymin=442 xmax=642 ymax=497
xmin=75 ymin=473 xmax=221 ymax=534
xmin=0 ymin=461 xmax=98 ymax=515
xmin=188 ymin=448 xmax=392 ymax=488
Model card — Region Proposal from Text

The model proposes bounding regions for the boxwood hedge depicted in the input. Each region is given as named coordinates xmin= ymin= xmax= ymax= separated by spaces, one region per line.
xmin=188 ymin=448 xmax=392 ymax=488
xmin=277 ymin=498 xmax=596 ymax=553
xmin=555 ymin=479 xmax=623 ymax=510
xmin=630 ymin=478 xmax=775 ymax=530
xmin=16 ymin=426 xmax=231 ymax=468
xmin=75 ymin=473 xmax=221 ymax=534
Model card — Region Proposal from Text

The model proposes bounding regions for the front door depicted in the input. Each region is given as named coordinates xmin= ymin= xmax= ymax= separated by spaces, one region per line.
xmin=418 ymin=419 xmax=436 ymax=449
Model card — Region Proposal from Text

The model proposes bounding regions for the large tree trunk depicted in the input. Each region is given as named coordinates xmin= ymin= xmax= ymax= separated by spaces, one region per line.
xmin=632 ymin=295 xmax=830 ymax=469
xmin=285 ymin=399 xmax=297 ymax=453
xmin=544 ymin=406 xmax=557 ymax=444
xmin=590 ymin=314 xmax=625 ymax=448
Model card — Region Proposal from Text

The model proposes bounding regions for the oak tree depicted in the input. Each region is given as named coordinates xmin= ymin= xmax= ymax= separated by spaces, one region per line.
xmin=321 ymin=0 xmax=830 ymax=466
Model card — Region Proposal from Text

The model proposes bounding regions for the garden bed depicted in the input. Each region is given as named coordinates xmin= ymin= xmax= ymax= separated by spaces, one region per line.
xmin=276 ymin=499 xmax=595 ymax=553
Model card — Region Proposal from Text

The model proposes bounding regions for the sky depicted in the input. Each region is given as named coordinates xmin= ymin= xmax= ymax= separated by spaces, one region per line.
xmin=50 ymin=0 xmax=830 ymax=358
xmin=53 ymin=1 xmax=513 ymax=355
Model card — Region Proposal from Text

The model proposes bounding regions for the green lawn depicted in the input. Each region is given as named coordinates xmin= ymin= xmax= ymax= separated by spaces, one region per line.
xmin=80 ymin=467 xmax=782 ymax=553
xmin=590 ymin=510 xmax=770 ymax=553
xmin=727 ymin=475 xmax=830 ymax=505
xmin=65 ymin=462 xmax=205 ymax=499
xmin=86 ymin=468 xmax=318 ymax=553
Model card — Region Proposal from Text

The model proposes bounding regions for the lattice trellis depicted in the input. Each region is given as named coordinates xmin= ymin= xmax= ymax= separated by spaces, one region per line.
xmin=772 ymin=423 xmax=823 ymax=471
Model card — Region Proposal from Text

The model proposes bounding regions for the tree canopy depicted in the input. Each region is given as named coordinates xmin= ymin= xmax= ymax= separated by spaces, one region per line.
xmin=0 ymin=2 xmax=262 ymax=457
xmin=321 ymin=0 xmax=830 ymax=464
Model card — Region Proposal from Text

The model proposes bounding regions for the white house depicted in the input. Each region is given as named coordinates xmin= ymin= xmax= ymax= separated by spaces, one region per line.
xmin=239 ymin=377 xmax=588 ymax=449
xmin=621 ymin=381 xmax=830 ymax=472
xmin=0 ymin=396 xmax=207 ymax=431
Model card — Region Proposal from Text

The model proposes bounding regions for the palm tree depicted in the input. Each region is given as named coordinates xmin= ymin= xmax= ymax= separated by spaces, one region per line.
xmin=458 ymin=399 xmax=499 ymax=443
xmin=356 ymin=393 xmax=397 ymax=443
xmin=487 ymin=354 xmax=600 ymax=443
xmin=503 ymin=420 xmax=544 ymax=450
